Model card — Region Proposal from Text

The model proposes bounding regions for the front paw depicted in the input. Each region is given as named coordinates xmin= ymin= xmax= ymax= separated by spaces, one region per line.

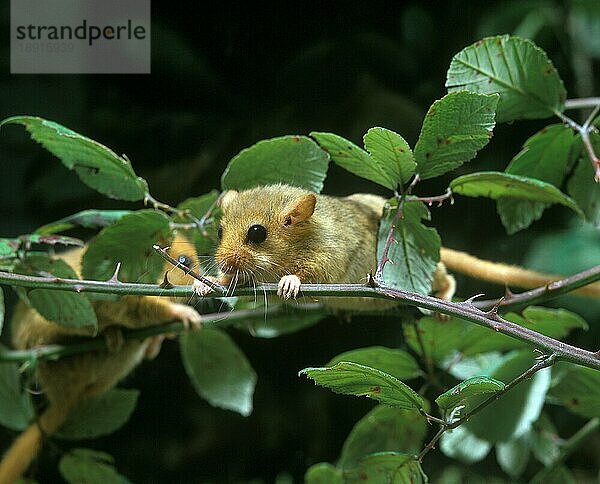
xmin=170 ymin=303 xmax=202 ymax=330
xmin=277 ymin=275 xmax=301 ymax=299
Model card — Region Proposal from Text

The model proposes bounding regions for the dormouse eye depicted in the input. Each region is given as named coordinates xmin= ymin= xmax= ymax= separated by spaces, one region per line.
xmin=177 ymin=254 xmax=194 ymax=269
xmin=246 ymin=224 xmax=267 ymax=244
xmin=217 ymin=226 xmax=223 ymax=239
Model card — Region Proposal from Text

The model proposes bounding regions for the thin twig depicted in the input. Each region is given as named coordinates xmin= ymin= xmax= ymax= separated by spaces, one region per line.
xmin=0 ymin=306 xmax=288 ymax=363
xmin=473 ymin=265 xmax=600 ymax=312
xmin=580 ymin=129 xmax=600 ymax=182
xmin=582 ymin=103 xmax=600 ymax=131
xmin=448 ymin=353 xmax=557 ymax=428
xmin=565 ymin=97 xmax=600 ymax=110
xmin=408 ymin=188 xmax=454 ymax=207
xmin=375 ymin=175 xmax=421 ymax=281
xmin=555 ymin=111 xmax=582 ymax=131
xmin=417 ymin=353 xmax=557 ymax=462
xmin=143 ymin=193 xmax=188 ymax=218
xmin=555 ymin=109 xmax=600 ymax=182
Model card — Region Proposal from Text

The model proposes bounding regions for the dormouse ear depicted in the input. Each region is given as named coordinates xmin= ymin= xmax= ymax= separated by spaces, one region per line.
xmin=283 ymin=193 xmax=316 ymax=226
xmin=219 ymin=190 xmax=239 ymax=211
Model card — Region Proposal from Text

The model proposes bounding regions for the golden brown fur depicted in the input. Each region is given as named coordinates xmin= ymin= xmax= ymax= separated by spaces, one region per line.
xmin=211 ymin=184 xmax=600 ymax=307
xmin=0 ymin=234 xmax=201 ymax=484
xmin=212 ymin=184 xmax=453 ymax=310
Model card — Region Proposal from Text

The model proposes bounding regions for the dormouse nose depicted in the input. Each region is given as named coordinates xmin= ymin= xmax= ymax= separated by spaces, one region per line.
xmin=216 ymin=248 xmax=249 ymax=273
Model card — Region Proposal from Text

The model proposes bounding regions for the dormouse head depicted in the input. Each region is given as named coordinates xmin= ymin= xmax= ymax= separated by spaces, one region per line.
xmin=215 ymin=184 xmax=317 ymax=281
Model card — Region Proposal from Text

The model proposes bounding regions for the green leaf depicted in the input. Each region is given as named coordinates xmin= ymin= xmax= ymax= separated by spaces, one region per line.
xmin=378 ymin=201 xmax=440 ymax=294
xmin=175 ymin=190 xmax=220 ymax=254
xmin=305 ymin=463 xmax=343 ymax=484
xmin=465 ymin=351 xmax=551 ymax=443
xmin=507 ymin=306 xmax=588 ymax=336
xmin=549 ymin=364 xmax=600 ymax=418
xmin=35 ymin=210 xmax=131 ymax=235
xmin=567 ymin=143 xmax=600 ymax=228
xmin=524 ymin=224 xmax=600 ymax=282
xmin=496 ymin=435 xmax=530 ymax=478
xmin=1 ymin=116 xmax=148 ymax=201
xmin=0 ymin=359 xmax=35 ymax=431
xmin=311 ymin=132 xmax=395 ymax=190
xmin=338 ymin=405 xmax=427 ymax=469
xmin=446 ymin=352 xmax=505 ymax=381
xmin=238 ymin=305 xmax=326 ymax=338
xmin=435 ymin=376 xmax=505 ymax=412
xmin=446 ymin=35 xmax=566 ymax=122
xmin=497 ymin=124 xmax=576 ymax=233
xmin=14 ymin=255 xmax=97 ymax=329
xmin=82 ymin=210 xmax=172 ymax=283
xmin=59 ymin=448 xmax=130 ymax=484
xmin=180 ymin=328 xmax=256 ymax=416
xmin=504 ymin=125 xmax=576 ymax=185
xmin=300 ymin=362 xmax=425 ymax=411
xmin=327 ymin=347 xmax=423 ymax=381
xmin=527 ymin=413 xmax=560 ymax=466
xmin=414 ymin=91 xmax=497 ymax=180
xmin=440 ymin=426 xmax=491 ymax=463
xmin=363 ymin=127 xmax=416 ymax=187
xmin=345 ymin=452 xmax=426 ymax=484
xmin=450 ymin=171 xmax=583 ymax=215
xmin=221 ymin=135 xmax=329 ymax=192
xmin=56 ymin=389 xmax=139 ymax=440
xmin=404 ymin=317 xmax=468 ymax=364
xmin=496 ymin=199 xmax=546 ymax=235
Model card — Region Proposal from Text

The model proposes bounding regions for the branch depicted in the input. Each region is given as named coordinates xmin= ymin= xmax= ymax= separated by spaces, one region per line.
xmin=0 ymin=306 xmax=285 ymax=363
xmin=565 ymin=97 xmax=600 ymax=110
xmin=556 ymin=107 xmax=600 ymax=182
xmin=1 ymin=270 xmax=599 ymax=370
xmin=375 ymin=175 xmax=421 ymax=281
xmin=408 ymin=188 xmax=454 ymax=207
xmin=417 ymin=353 xmax=557 ymax=462
xmin=473 ymin=265 xmax=600 ymax=312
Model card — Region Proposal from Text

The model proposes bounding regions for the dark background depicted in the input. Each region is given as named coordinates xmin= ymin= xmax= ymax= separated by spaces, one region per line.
xmin=1 ymin=1 xmax=599 ymax=482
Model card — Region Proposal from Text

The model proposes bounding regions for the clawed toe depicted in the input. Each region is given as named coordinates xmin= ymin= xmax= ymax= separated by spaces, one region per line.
xmin=277 ymin=275 xmax=301 ymax=300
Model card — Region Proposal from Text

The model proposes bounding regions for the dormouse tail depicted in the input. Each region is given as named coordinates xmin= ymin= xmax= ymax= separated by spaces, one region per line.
xmin=0 ymin=404 xmax=69 ymax=484
xmin=440 ymin=247 xmax=600 ymax=299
